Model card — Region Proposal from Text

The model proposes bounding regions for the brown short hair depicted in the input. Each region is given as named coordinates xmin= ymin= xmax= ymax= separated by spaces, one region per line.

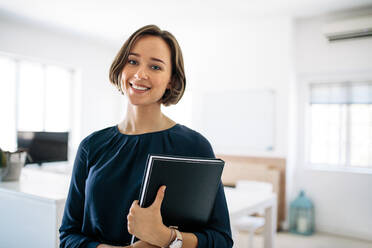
xmin=109 ymin=25 xmax=186 ymax=106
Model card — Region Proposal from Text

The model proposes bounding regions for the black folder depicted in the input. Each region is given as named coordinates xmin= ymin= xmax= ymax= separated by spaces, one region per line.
xmin=130 ymin=154 xmax=224 ymax=244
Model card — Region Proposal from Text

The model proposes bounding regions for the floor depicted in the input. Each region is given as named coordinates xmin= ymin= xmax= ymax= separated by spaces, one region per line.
xmin=234 ymin=231 xmax=372 ymax=248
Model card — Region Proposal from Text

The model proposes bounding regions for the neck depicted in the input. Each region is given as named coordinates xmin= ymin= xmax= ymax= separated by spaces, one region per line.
xmin=119 ymin=103 xmax=175 ymax=135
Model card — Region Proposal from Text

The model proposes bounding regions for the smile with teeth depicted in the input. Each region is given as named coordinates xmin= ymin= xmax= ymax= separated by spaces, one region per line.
xmin=129 ymin=83 xmax=151 ymax=91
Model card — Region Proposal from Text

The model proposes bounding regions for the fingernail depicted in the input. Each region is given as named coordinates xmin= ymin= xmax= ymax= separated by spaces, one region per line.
xmin=163 ymin=186 xmax=166 ymax=192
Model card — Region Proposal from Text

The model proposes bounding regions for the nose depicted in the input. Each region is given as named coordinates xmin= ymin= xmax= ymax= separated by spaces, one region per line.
xmin=134 ymin=66 xmax=148 ymax=80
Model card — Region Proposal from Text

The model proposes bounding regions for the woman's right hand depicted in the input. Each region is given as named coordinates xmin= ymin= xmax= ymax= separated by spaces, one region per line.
xmin=96 ymin=244 xmax=131 ymax=248
xmin=97 ymin=244 xmax=123 ymax=248
xmin=131 ymin=240 xmax=159 ymax=248
xmin=96 ymin=244 xmax=118 ymax=248
xmin=96 ymin=240 xmax=158 ymax=248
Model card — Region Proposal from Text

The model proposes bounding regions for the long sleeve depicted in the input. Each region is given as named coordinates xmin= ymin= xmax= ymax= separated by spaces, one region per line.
xmin=59 ymin=140 xmax=100 ymax=248
xmin=192 ymin=182 xmax=234 ymax=248
xmin=191 ymin=136 xmax=234 ymax=248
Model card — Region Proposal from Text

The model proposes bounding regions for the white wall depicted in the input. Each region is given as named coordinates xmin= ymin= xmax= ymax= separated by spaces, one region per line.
xmin=294 ymin=9 xmax=372 ymax=241
xmin=173 ymin=18 xmax=295 ymax=159
xmin=0 ymin=14 xmax=121 ymax=157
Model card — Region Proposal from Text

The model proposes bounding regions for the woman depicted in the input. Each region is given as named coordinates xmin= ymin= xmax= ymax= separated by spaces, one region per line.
xmin=59 ymin=25 xmax=233 ymax=248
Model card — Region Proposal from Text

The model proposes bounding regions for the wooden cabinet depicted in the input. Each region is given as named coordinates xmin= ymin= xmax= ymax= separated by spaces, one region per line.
xmin=218 ymin=155 xmax=286 ymax=229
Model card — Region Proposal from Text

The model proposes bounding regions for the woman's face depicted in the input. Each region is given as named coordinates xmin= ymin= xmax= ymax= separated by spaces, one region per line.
xmin=121 ymin=35 xmax=172 ymax=107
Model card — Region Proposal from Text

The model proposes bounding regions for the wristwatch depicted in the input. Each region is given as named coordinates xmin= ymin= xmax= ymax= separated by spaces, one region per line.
xmin=169 ymin=227 xmax=183 ymax=248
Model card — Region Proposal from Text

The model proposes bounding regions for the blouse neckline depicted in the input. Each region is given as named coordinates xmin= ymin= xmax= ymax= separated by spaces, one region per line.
xmin=114 ymin=123 xmax=179 ymax=137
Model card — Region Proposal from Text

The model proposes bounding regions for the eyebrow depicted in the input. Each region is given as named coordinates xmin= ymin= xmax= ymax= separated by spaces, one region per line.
xmin=128 ymin=52 xmax=166 ymax=65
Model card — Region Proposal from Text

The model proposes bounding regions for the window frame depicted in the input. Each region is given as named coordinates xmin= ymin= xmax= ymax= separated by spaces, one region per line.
xmin=301 ymin=74 xmax=372 ymax=175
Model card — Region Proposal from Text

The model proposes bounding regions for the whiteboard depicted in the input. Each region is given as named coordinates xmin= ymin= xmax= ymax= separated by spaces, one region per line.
xmin=199 ymin=90 xmax=275 ymax=152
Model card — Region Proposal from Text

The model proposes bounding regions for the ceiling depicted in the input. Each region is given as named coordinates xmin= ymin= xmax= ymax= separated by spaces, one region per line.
xmin=1 ymin=0 xmax=372 ymax=45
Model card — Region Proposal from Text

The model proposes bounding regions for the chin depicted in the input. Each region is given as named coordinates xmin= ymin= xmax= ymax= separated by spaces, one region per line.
xmin=127 ymin=98 xmax=161 ymax=107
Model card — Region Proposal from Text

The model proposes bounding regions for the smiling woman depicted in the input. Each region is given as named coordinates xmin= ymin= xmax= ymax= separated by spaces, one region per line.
xmin=119 ymin=35 xmax=173 ymax=107
xmin=59 ymin=25 xmax=233 ymax=248
xmin=109 ymin=25 xmax=185 ymax=107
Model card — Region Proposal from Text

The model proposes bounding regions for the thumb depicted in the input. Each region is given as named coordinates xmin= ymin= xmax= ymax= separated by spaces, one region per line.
xmin=151 ymin=185 xmax=166 ymax=209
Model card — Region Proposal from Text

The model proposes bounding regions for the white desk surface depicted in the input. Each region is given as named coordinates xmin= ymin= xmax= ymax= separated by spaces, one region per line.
xmin=224 ymin=186 xmax=276 ymax=216
xmin=0 ymin=167 xmax=71 ymax=204
xmin=224 ymin=186 xmax=277 ymax=248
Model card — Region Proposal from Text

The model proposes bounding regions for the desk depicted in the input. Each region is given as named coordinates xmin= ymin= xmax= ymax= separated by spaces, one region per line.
xmin=0 ymin=168 xmax=71 ymax=248
xmin=224 ymin=187 xmax=277 ymax=248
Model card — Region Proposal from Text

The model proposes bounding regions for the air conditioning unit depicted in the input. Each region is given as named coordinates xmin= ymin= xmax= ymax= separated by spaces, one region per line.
xmin=322 ymin=15 xmax=372 ymax=41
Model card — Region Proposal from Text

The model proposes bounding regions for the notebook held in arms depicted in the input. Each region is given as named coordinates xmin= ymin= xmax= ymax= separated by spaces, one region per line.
xmin=130 ymin=154 xmax=225 ymax=244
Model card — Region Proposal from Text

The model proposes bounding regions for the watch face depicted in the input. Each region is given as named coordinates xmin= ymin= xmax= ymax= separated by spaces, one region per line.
xmin=169 ymin=239 xmax=182 ymax=248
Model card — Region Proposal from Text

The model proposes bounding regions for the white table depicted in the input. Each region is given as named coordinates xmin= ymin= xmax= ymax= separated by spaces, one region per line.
xmin=224 ymin=187 xmax=277 ymax=248
xmin=0 ymin=168 xmax=71 ymax=248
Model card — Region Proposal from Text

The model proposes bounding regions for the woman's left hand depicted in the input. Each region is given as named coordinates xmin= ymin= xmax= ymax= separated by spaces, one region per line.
xmin=127 ymin=186 xmax=170 ymax=247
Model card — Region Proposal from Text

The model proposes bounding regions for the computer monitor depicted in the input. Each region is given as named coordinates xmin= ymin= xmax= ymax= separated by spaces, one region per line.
xmin=17 ymin=131 xmax=69 ymax=165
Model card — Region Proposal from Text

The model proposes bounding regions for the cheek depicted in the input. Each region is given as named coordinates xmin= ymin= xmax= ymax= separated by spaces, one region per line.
xmin=155 ymin=74 xmax=171 ymax=88
xmin=120 ymin=71 xmax=129 ymax=88
xmin=121 ymin=66 xmax=131 ymax=79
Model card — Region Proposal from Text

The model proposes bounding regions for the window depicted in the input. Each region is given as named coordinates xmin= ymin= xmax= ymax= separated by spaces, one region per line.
xmin=0 ymin=57 xmax=17 ymax=151
xmin=0 ymin=55 xmax=74 ymax=151
xmin=308 ymin=81 xmax=372 ymax=170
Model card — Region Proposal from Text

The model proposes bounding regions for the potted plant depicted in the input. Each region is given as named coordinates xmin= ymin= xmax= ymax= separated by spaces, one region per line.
xmin=0 ymin=148 xmax=27 ymax=181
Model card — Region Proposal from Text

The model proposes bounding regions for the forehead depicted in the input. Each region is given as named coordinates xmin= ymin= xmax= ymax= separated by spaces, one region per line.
xmin=130 ymin=35 xmax=171 ymax=62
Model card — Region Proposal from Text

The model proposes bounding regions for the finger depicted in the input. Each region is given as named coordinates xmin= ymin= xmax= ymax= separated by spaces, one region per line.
xmin=129 ymin=200 xmax=139 ymax=217
xmin=127 ymin=222 xmax=134 ymax=234
xmin=132 ymin=200 xmax=139 ymax=207
xmin=151 ymin=185 xmax=166 ymax=209
xmin=127 ymin=213 xmax=134 ymax=221
xmin=130 ymin=200 xmax=139 ymax=210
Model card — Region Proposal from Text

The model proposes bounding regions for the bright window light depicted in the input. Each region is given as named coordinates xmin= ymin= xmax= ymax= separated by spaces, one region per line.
xmin=0 ymin=57 xmax=16 ymax=151
xmin=45 ymin=65 xmax=71 ymax=131
xmin=18 ymin=61 xmax=44 ymax=131
xmin=308 ymin=82 xmax=372 ymax=170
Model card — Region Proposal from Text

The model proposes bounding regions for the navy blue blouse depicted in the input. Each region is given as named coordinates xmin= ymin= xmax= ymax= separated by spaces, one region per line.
xmin=59 ymin=124 xmax=233 ymax=248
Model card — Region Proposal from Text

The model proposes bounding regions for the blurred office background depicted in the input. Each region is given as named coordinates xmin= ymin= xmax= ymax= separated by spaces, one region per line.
xmin=0 ymin=0 xmax=372 ymax=247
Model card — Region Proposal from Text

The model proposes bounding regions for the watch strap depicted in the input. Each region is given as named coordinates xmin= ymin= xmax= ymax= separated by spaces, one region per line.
xmin=162 ymin=228 xmax=175 ymax=248
xmin=174 ymin=229 xmax=182 ymax=241
xmin=168 ymin=226 xmax=183 ymax=248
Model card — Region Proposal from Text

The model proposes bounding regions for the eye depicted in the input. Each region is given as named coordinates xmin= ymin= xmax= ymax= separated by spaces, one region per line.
xmin=151 ymin=65 xmax=161 ymax=71
xmin=127 ymin=59 xmax=137 ymax=65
